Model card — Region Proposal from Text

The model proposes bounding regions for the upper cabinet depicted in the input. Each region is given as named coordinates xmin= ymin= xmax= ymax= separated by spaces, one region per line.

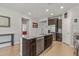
xmin=48 ymin=18 xmax=58 ymax=33
xmin=48 ymin=18 xmax=57 ymax=25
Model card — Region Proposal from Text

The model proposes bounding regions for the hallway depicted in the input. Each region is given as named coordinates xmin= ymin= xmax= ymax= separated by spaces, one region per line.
xmin=40 ymin=41 xmax=74 ymax=56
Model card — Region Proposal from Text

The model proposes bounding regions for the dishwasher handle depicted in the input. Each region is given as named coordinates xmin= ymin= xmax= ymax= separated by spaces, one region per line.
xmin=36 ymin=37 xmax=44 ymax=40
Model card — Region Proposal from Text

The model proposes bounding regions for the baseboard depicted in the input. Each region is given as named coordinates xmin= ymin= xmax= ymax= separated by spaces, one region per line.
xmin=14 ymin=40 xmax=20 ymax=45
xmin=62 ymin=41 xmax=74 ymax=48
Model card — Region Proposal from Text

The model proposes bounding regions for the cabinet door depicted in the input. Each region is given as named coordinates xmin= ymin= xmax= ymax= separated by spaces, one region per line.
xmin=48 ymin=35 xmax=52 ymax=47
xmin=56 ymin=33 xmax=62 ymax=41
xmin=44 ymin=35 xmax=53 ymax=50
xmin=30 ymin=42 xmax=36 ymax=56
xmin=22 ymin=39 xmax=26 ymax=56
xmin=44 ymin=39 xmax=48 ymax=50
xmin=22 ymin=39 xmax=30 ymax=56
xmin=44 ymin=36 xmax=48 ymax=50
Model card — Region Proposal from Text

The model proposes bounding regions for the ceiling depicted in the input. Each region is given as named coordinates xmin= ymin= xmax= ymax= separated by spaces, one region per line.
xmin=0 ymin=3 xmax=79 ymax=20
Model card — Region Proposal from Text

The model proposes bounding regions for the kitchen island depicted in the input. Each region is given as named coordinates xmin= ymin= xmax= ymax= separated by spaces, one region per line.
xmin=22 ymin=33 xmax=53 ymax=56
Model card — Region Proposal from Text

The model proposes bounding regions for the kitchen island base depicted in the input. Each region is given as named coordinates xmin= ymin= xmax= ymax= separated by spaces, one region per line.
xmin=22 ymin=34 xmax=53 ymax=56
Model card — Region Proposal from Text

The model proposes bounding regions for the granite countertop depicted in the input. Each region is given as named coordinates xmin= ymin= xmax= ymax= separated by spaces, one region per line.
xmin=25 ymin=35 xmax=45 ymax=39
xmin=23 ymin=33 xmax=52 ymax=39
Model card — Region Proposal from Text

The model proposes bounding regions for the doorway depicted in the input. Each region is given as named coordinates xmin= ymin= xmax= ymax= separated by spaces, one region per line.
xmin=21 ymin=18 xmax=29 ymax=38
xmin=48 ymin=18 xmax=62 ymax=42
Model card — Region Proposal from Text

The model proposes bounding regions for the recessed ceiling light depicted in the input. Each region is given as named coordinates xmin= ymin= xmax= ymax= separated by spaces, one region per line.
xmin=28 ymin=12 xmax=31 ymax=15
xmin=50 ymin=13 xmax=54 ymax=15
xmin=46 ymin=9 xmax=49 ymax=12
xmin=60 ymin=6 xmax=64 ymax=9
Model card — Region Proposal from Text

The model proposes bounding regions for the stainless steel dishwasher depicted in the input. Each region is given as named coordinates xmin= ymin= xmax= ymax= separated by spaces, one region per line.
xmin=36 ymin=36 xmax=44 ymax=55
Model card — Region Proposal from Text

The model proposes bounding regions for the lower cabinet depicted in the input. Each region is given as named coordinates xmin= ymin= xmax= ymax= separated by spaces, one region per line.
xmin=44 ymin=35 xmax=53 ymax=50
xmin=30 ymin=41 xmax=36 ymax=56
xmin=56 ymin=33 xmax=62 ymax=41
xmin=22 ymin=34 xmax=53 ymax=56
xmin=22 ymin=38 xmax=36 ymax=56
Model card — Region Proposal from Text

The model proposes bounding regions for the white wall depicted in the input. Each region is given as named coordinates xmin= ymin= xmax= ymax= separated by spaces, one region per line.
xmin=27 ymin=18 xmax=49 ymax=37
xmin=29 ymin=19 xmax=40 ymax=36
xmin=71 ymin=7 xmax=79 ymax=46
xmin=38 ymin=18 xmax=48 ymax=35
xmin=62 ymin=7 xmax=79 ymax=47
xmin=62 ymin=10 xmax=73 ymax=46
xmin=71 ymin=7 xmax=79 ymax=33
xmin=0 ymin=7 xmax=30 ymax=47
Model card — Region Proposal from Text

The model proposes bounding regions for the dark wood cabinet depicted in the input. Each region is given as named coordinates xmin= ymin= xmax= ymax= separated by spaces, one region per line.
xmin=44 ymin=35 xmax=53 ymax=50
xmin=56 ymin=33 xmax=62 ymax=41
xmin=48 ymin=18 xmax=62 ymax=42
xmin=56 ymin=19 xmax=62 ymax=41
xmin=48 ymin=19 xmax=57 ymax=25
xmin=22 ymin=34 xmax=53 ymax=56
xmin=22 ymin=38 xmax=36 ymax=56
xmin=30 ymin=41 xmax=36 ymax=56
